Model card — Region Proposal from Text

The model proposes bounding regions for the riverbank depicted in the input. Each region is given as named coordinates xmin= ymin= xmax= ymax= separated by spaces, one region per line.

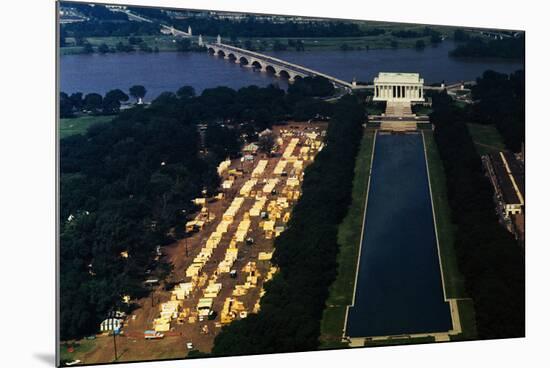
xmin=60 ymin=35 xmax=440 ymax=56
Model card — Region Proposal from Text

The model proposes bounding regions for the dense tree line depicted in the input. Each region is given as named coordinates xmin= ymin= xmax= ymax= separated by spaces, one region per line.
xmin=173 ymin=17 xmax=366 ymax=38
xmin=430 ymin=91 xmax=524 ymax=339
xmin=66 ymin=3 xmax=129 ymax=21
xmin=60 ymin=106 xmax=213 ymax=340
xmin=175 ymin=38 xmax=206 ymax=52
xmin=468 ymin=70 xmax=525 ymax=152
xmin=391 ymin=26 xmax=442 ymax=41
xmin=211 ymin=95 xmax=364 ymax=355
xmin=288 ymin=76 xmax=334 ymax=98
xmin=450 ymin=34 xmax=524 ymax=59
xmin=61 ymin=20 xmax=160 ymax=39
xmin=60 ymin=85 xmax=147 ymax=118
xmin=60 ymin=80 xmax=336 ymax=340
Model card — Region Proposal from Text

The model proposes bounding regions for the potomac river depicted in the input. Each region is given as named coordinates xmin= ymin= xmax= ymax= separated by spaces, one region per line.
xmin=60 ymin=41 xmax=523 ymax=99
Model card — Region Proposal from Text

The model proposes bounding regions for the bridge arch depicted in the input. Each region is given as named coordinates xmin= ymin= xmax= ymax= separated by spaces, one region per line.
xmin=265 ymin=65 xmax=277 ymax=75
xmin=216 ymin=50 xmax=226 ymax=58
xmin=227 ymin=53 xmax=238 ymax=62
xmin=239 ymin=56 xmax=249 ymax=66
xmin=278 ymin=70 xmax=291 ymax=80
xmin=251 ymin=60 xmax=263 ymax=70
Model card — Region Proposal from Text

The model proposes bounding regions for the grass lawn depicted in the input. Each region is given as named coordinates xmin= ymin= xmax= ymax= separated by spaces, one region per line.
xmin=423 ymin=131 xmax=466 ymax=298
xmin=319 ymin=129 xmax=375 ymax=348
xmin=237 ymin=35 xmax=442 ymax=52
xmin=466 ymin=123 xmax=506 ymax=155
xmin=59 ymin=115 xmax=115 ymax=139
xmin=413 ymin=106 xmax=433 ymax=116
xmin=59 ymin=339 xmax=97 ymax=363
xmin=366 ymin=103 xmax=385 ymax=116
xmin=424 ymin=131 xmax=478 ymax=340
xmin=61 ymin=35 xmax=195 ymax=55
xmin=452 ymin=299 xmax=478 ymax=341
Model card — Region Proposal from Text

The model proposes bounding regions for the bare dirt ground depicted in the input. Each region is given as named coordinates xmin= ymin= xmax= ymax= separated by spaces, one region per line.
xmin=64 ymin=122 xmax=327 ymax=365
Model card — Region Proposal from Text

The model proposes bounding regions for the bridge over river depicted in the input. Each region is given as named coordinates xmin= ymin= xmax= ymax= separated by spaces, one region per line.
xmin=205 ymin=41 xmax=356 ymax=90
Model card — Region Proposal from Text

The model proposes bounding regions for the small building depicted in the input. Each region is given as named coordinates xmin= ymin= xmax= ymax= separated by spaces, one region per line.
xmin=373 ymin=72 xmax=424 ymax=102
xmin=100 ymin=318 xmax=123 ymax=332
xmin=484 ymin=151 xmax=525 ymax=218
xmin=243 ymin=143 xmax=259 ymax=154
xmin=197 ymin=298 xmax=214 ymax=317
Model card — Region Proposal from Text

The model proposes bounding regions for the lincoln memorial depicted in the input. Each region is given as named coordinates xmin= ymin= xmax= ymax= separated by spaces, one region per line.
xmin=373 ymin=72 xmax=425 ymax=102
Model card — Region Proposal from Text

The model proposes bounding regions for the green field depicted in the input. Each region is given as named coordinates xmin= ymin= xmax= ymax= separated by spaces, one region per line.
xmin=466 ymin=123 xmax=506 ymax=155
xmin=423 ymin=131 xmax=477 ymax=339
xmin=319 ymin=129 xmax=375 ymax=348
xmin=423 ymin=131 xmax=466 ymax=298
xmin=59 ymin=115 xmax=115 ymax=139
xmin=236 ymin=35 xmax=438 ymax=52
xmin=61 ymin=35 xmax=200 ymax=55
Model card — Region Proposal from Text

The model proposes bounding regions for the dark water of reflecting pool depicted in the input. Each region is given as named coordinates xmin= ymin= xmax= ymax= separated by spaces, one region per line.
xmin=345 ymin=132 xmax=452 ymax=338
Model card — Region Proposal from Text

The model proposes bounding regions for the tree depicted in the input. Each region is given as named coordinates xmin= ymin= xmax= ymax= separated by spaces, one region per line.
xmin=83 ymin=43 xmax=94 ymax=54
xmin=340 ymin=43 xmax=352 ymax=51
xmin=128 ymin=36 xmax=143 ymax=45
xmin=176 ymin=38 xmax=191 ymax=52
xmin=258 ymin=132 xmax=275 ymax=154
xmin=69 ymin=92 xmax=84 ymax=110
xmin=415 ymin=40 xmax=426 ymax=50
xmin=60 ymin=92 xmax=74 ymax=118
xmin=453 ymin=29 xmax=471 ymax=42
xmin=83 ymin=93 xmax=103 ymax=113
xmin=103 ymin=89 xmax=130 ymax=114
xmin=430 ymin=33 xmax=442 ymax=44
xmin=204 ymin=123 xmax=242 ymax=160
xmin=129 ymin=85 xmax=146 ymax=104
xmin=288 ymin=76 xmax=335 ymax=98
xmin=176 ymin=86 xmax=196 ymax=99
xmin=243 ymin=40 xmax=254 ymax=51
xmin=138 ymin=42 xmax=153 ymax=53
xmin=273 ymin=40 xmax=287 ymax=51
xmin=430 ymin=90 xmax=524 ymax=339
xmin=98 ymin=43 xmax=110 ymax=54
xmin=115 ymin=42 xmax=134 ymax=52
